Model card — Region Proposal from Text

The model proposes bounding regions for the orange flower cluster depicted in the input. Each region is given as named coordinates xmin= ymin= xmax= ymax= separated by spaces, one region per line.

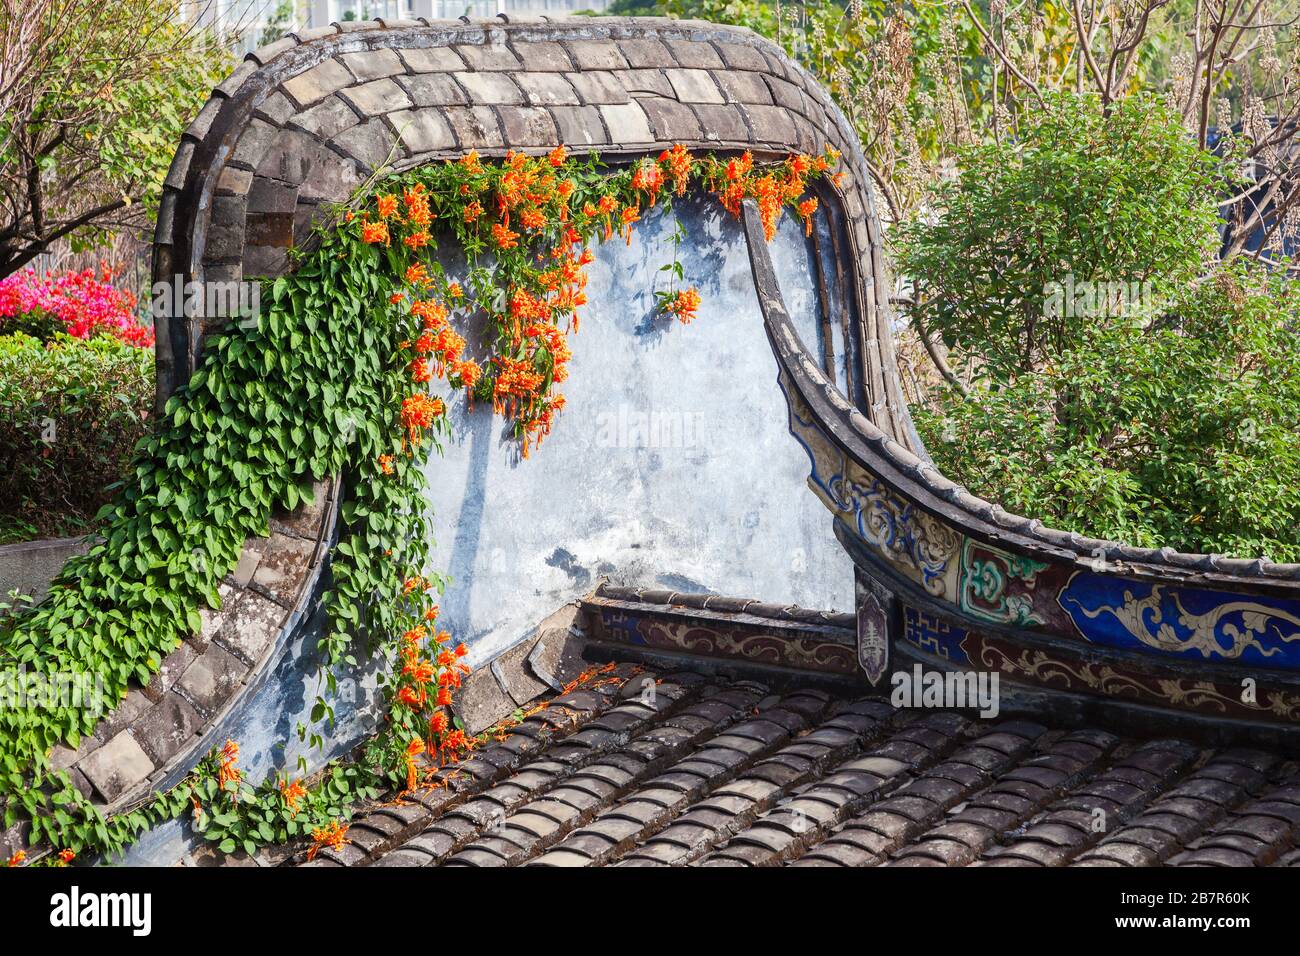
xmin=659 ymin=144 xmax=693 ymax=195
xmin=404 ymin=737 xmax=425 ymax=791
xmin=217 ymin=739 xmax=241 ymax=794
xmin=388 ymin=605 xmax=476 ymax=780
xmin=361 ymin=221 xmax=390 ymax=245
xmin=705 ymin=146 xmax=839 ymax=241
xmin=306 ymin=820 xmax=348 ymax=861
xmin=412 ymin=299 xmax=448 ymax=330
xmin=404 ymin=184 xmax=432 ymax=227
xmin=400 ymin=393 xmax=445 ymax=448
xmin=666 ymin=287 xmax=702 ymax=324
xmin=631 ymin=158 xmax=665 ymax=206
xmin=280 ymin=778 xmax=308 ymax=814
xmin=492 ymin=222 xmax=519 ymax=250
xmin=492 ymin=356 xmax=545 ymax=419
xmin=798 ymin=197 xmax=819 ymax=236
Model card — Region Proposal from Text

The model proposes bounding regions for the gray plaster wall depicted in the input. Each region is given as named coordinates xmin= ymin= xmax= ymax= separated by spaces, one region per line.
xmin=427 ymin=195 xmax=854 ymax=668
xmin=0 ymin=536 xmax=93 ymax=604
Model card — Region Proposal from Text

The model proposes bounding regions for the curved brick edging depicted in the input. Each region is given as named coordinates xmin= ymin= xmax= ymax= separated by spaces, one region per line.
xmin=0 ymin=479 xmax=338 ymax=861
xmin=149 ymin=14 xmax=914 ymax=451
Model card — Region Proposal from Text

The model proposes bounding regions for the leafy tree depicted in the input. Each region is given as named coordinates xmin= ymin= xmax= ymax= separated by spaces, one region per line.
xmin=900 ymin=95 xmax=1299 ymax=559
xmin=0 ymin=0 xmax=230 ymax=276
xmin=893 ymin=92 xmax=1223 ymax=379
xmin=915 ymin=258 xmax=1300 ymax=560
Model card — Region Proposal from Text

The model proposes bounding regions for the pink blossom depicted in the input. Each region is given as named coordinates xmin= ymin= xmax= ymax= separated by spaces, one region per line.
xmin=0 ymin=266 xmax=154 ymax=348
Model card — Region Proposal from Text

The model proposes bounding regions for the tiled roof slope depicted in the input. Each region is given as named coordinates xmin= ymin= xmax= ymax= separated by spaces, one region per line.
xmin=298 ymin=660 xmax=1300 ymax=868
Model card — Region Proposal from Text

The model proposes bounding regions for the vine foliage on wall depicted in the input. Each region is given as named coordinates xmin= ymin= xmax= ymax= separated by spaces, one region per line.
xmin=0 ymin=144 xmax=838 ymax=863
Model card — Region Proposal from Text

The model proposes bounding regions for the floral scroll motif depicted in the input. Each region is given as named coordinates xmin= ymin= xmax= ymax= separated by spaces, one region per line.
xmin=1059 ymin=572 xmax=1300 ymax=666
xmin=832 ymin=476 xmax=961 ymax=597
xmin=959 ymin=540 xmax=1048 ymax=626
xmin=973 ymin=637 xmax=1300 ymax=722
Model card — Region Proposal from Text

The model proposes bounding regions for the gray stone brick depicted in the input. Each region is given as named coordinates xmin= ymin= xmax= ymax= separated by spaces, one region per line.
xmin=340 ymin=48 xmax=405 ymax=82
xmin=79 ymin=731 xmax=155 ymax=804
xmin=246 ymin=532 xmax=316 ymax=606
xmin=689 ymin=103 xmax=751 ymax=144
xmin=270 ymin=478 xmax=332 ymax=538
xmin=216 ymin=166 xmax=252 ymax=197
xmin=241 ymin=244 xmax=289 ymax=278
xmin=597 ymin=102 xmax=653 ymax=145
xmin=133 ymin=693 xmax=202 ymax=765
xmin=398 ymin=73 xmax=469 ymax=107
xmin=288 ymin=96 xmax=360 ymax=140
xmin=185 ymin=96 xmax=224 ymax=143
xmin=247 ymin=176 xmax=299 ymax=215
xmin=205 ymin=196 xmax=247 ymax=261
xmin=248 ymin=36 xmax=298 ymax=67
xmin=50 ymin=732 xmax=101 ymax=772
xmin=616 ymin=69 xmax=674 ymax=98
xmin=742 ymin=104 xmax=797 ymax=146
xmin=214 ymin=60 xmax=257 ymax=98
xmin=253 ymin=91 xmax=296 ymax=126
xmin=638 ymin=98 xmax=702 ymax=141
xmin=665 ymin=69 xmax=724 ymax=104
xmin=718 ymin=41 xmax=770 ymax=72
xmin=341 ymin=77 xmax=413 ymax=115
xmin=442 ymin=106 xmax=504 ymax=149
xmin=176 ymin=643 xmax=247 ymax=717
xmin=765 ymin=75 xmax=806 ymax=114
xmin=147 ymin=639 xmax=198 ymax=700
xmin=391 ymin=108 xmax=456 ymax=154
xmin=290 ymin=25 xmax=338 ymax=43
xmin=512 ymin=40 xmax=573 ymax=72
xmin=244 ymin=218 xmax=294 ymax=258
xmin=331 ymin=119 xmax=403 ymax=170
xmin=714 ymin=70 xmax=773 ymax=106
xmin=515 ymin=72 xmax=580 ymax=107
xmin=282 ymin=58 xmax=354 ymax=108
xmin=665 ymin=38 xmax=724 ymax=70
xmin=229 ymin=118 xmax=281 ymax=170
xmin=456 ymin=40 xmax=522 ymax=71
xmin=164 ymin=141 xmax=194 ymax=193
xmin=617 ymin=38 xmax=676 ymax=69
xmin=564 ymin=39 xmax=629 ymax=71
xmin=455 ymin=71 xmax=523 ymax=105
xmin=212 ymin=586 xmax=285 ymax=665
xmin=494 ymin=106 xmax=559 ymax=148
xmin=565 ymin=71 xmax=628 ymax=106
xmin=298 ymin=151 xmax=364 ymax=203
xmin=549 ymin=106 xmax=609 ymax=147
xmin=398 ymin=46 xmax=466 ymax=73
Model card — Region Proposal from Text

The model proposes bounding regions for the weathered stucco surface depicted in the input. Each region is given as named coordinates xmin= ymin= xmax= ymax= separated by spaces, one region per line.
xmin=425 ymin=196 xmax=853 ymax=667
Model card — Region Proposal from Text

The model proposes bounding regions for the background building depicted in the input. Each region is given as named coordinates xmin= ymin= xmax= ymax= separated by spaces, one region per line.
xmin=185 ymin=0 xmax=613 ymax=56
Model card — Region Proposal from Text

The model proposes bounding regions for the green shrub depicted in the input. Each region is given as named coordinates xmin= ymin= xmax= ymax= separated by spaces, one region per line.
xmin=896 ymin=92 xmax=1299 ymax=560
xmin=915 ymin=260 xmax=1300 ymax=561
xmin=0 ymin=333 xmax=152 ymax=542
xmin=894 ymin=92 xmax=1224 ymax=379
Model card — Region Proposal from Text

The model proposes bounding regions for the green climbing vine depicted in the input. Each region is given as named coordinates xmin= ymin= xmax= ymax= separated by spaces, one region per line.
xmin=0 ymin=143 xmax=839 ymax=864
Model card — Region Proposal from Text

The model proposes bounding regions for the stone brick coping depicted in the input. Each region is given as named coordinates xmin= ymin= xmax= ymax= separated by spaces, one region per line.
xmin=0 ymin=479 xmax=339 ymax=862
xmin=150 ymin=15 xmax=913 ymax=451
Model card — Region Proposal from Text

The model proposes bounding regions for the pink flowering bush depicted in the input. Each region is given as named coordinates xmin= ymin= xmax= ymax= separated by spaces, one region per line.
xmin=0 ymin=266 xmax=154 ymax=347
